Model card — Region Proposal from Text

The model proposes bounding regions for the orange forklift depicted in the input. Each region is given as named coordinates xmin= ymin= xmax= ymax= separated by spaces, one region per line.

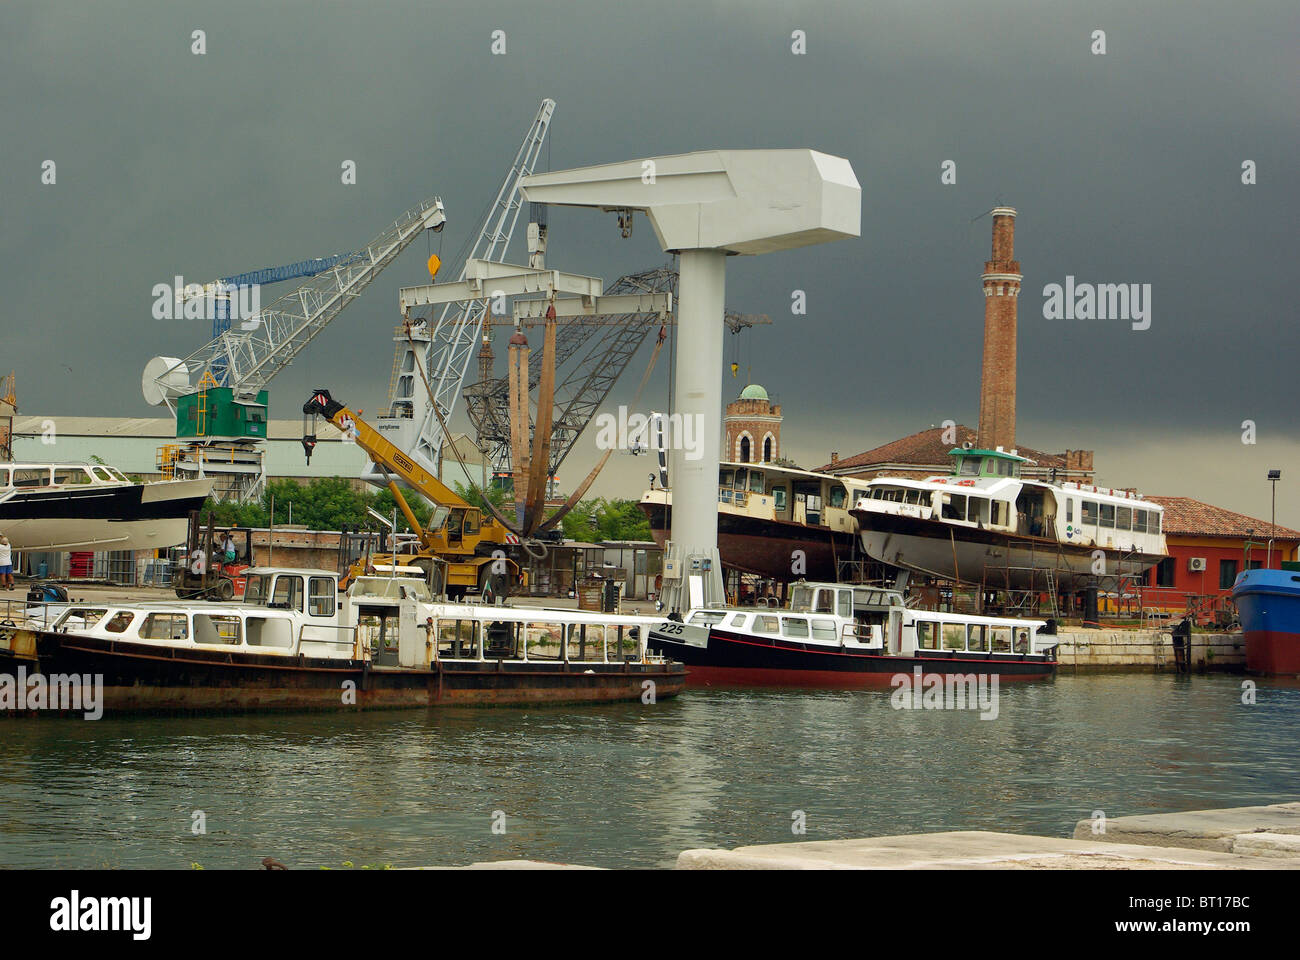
xmin=172 ymin=510 xmax=255 ymax=600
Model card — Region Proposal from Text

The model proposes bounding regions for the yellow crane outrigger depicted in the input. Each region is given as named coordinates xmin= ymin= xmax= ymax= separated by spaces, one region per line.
xmin=301 ymin=388 xmax=522 ymax=598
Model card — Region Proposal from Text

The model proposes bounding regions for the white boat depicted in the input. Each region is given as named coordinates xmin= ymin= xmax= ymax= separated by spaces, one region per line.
xmin=3 ymin=567 xmax=686 ymax=711
xmin=0 ymin=461 xmax=212 ymax=552
xmin=646 ymin=579 xmax=1057 ymax=685
xmin=850 ymin=445 xmax=1167 ymax=590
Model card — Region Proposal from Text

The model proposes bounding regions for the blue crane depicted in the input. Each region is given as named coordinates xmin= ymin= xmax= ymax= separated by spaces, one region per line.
xmin=205 ymin=253 xmax=357 ymax=340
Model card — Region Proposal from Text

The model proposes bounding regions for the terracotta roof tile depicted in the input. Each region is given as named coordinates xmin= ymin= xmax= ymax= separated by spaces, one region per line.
xmin=817 ymin=425 xmax=1066 ymax=473
xmin=1145 ymin=496 xmax=1300 ymax=540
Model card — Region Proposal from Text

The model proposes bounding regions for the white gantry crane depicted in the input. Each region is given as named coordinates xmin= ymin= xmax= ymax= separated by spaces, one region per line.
xmin=367 ymin=98 xmax=556 ymax=484
xmin=142 ymin=196 xmax=448 ymax=502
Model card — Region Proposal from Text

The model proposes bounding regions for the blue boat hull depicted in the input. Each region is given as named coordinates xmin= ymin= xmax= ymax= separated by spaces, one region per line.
xmin=1231 ymin=570 xmax=1300 ymax=675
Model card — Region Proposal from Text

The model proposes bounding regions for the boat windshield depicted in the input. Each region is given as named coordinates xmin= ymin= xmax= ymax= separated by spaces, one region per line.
xmin=789 ymin=584 xmax=814 ymax=612
xmin=244 ymin=574 xmax=272 ymax=604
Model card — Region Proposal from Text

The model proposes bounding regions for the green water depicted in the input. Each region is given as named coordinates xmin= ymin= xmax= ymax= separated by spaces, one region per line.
xmin=1 ymin=675 xmax=1296 ymax=869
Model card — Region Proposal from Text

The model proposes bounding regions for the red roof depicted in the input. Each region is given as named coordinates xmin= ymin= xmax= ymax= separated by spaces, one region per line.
xmin=1145 ymin=496 xmax=1300 ymax=541
xmin=817 ymin=424 xmax=1067 ymax=473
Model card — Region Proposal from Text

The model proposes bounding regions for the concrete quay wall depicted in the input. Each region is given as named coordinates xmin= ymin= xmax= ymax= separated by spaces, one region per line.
xmin=1053 ymin=628 xmax=1244 ymax=672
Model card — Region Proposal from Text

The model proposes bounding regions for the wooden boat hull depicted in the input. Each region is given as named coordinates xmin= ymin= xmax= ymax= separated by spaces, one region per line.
xmin=640 ymin=501 xmax=855 ymax=580
xmin=0 ymin=627 xmax=686 ymax=713
xmin=647 ymin=625 xmax=1055 ymax=687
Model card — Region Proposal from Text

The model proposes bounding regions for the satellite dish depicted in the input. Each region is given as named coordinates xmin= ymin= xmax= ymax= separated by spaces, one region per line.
xmin=142 ymin=356 xmax=191 ymax=406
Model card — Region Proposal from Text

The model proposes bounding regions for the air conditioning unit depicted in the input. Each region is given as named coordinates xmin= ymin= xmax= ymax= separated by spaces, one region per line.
xmin=1188 ymin=557 xmax=1208 ymax=572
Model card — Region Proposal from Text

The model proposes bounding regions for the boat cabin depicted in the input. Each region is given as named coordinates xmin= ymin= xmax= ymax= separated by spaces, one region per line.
xmin=713 ymin=461 xmax=869 ymax=532
xmin=1 ymin=462 xmax=133 ymax=489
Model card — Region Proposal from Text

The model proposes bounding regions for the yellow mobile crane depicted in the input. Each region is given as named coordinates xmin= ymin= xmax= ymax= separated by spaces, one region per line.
xmin=301 ymin=388 xmax=522 ymax=598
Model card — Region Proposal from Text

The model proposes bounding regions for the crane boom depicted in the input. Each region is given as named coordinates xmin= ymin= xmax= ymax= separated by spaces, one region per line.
xmin=368 ymin=99 xmax=555 ymax=481
xmin=151 ymin=197 xmax=446 ymax=404
xmin=303 ymin=388 xmax=475 ymax=546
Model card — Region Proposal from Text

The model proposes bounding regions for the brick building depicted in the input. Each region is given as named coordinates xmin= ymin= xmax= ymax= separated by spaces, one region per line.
xmin=815 ymin=424 xmax=1094 ymax=485
xmin=1140 ymin=496 xmax=1300 ymax=617
xmin=723 ymin=383 xmax=781 ymax=463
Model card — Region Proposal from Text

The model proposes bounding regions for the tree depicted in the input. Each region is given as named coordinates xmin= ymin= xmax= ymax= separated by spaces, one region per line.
xmin=558 ymin=498 xmax=651 ymax=542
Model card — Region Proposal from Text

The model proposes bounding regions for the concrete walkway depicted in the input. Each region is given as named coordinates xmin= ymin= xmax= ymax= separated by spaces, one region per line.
xmin=1072 ymin=801 xmax=1300 ymax=857
xmin=674 ymin=829 xmax=1300 ymax=870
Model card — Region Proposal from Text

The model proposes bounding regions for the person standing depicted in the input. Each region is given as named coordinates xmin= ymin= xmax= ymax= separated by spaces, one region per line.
xmin=0 ymin=534 xmax=13 ymax=591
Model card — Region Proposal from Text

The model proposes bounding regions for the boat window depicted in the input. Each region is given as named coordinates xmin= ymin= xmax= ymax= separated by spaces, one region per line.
xmin=942 ymin=623 xmax=965 ymax=650
xmin=781 ymin=617 xmax=810 ymax=639
xmin=969 ymin=497 xmax=989 ymax=525
xmin=1100 ymin=504 xmax=1116 ymax=528
xmin=1014 ymin=629 xmax=1031 ymax=654
xmin=58 ymin=608 xmax=108 ymax=629
xmin=941 ymin=494 xmax=967 ymax=521
xmin=244 ymin=574 xmax=271 ymax=604
xmin=91 ymin=467 xmax=114 ymax=482
xmin=1065 ymin=499 xmax=1074 ymax=523
xmin=246 ymin=617 xmax=293 ymax=648
xmin=720 ymin=469 xmax=734 ymax=488
xmin=53 ymin=468 xmax=93 ymax=485
xmin=814 ymin=589 xmax=835 ymax=614
xmin=104 ymin=611 xmax=135 ymax=634
xmin=916 ymin=621 xmax=937 ymax=650
xmin=13 ymin=468 xmax=50 ymax=488
xmin=829 ymin=486 xmax=847 ymax=508
xmin=194 ymin=614 xmax=241 ymax=645
xmin=959 ymin=458 xmax=980 ymax=477
xmin=0 ymin=468 xmax=8 ymax=486
xmin=437 ymin=619 xmax=479 ymax=658
xmin=810 ymin=618 xmax=838 ymax=641
xmin=789 ymin=584 xmax=813 ymax=612
xmin=688 ymin=611 xmax=727 ymax=626
xmin=997 ymin=459 xmax=1011 ymax=476
xmin=1116 ymin=506 xmax=1132 ymax=531
xmin=749 ymin=472 xmax=765 ymax=493
xmin=967 ymin=625 xmax=987 ymax=652
xmin=837 ymin=590 xmax=852 ymax=618
xmin=904 ymin=489 xmax=920 ymax=505
xmin=772 ymin=487 xmax=787 ymax=512
xmin=733 ymin=468 xmax=747 ymax=489
xmin=271 ymin=575 xmax=304 ymax=612
xmin=754 ymin=615 xmax=779 ymax=634
xmin=1150 ymin=512 xmax=1161 ymax=535
xmin=526 ymin=622 xmax=565 ymax=660
xmin=308 ymin=577 xmax=336 ymax=618
xmin=990 ymin=627 xmax=1012 ymax=652
xmin=727 ymin=613 xmax=749 ymax=628
xmin=141 ymin=613 xmax=189 ymax=641
xmin=1133 ymin=510 xmax=1148 ymax=533
xmin=1082 ymin=501 xmax=1099 ymax=525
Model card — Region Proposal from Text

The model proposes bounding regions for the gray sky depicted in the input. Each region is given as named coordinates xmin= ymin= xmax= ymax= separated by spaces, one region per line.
xmin=3 ymin=0 xmax=1297 ymax=524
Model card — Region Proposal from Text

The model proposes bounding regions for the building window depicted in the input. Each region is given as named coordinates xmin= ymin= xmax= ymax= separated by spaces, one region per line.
xmin=1156 ymin=557 xmax=1176 ymax=588
xmin=1219 ymin=559 xmax=1239 ymax=590
xmin=763 ymin=436 xmax=773 ymax=462
xmin=739 ymin=436 xmax=750 ymax=463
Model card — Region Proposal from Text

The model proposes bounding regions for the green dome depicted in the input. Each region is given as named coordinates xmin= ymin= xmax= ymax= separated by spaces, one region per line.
xmin=738 ymin=383 xmax=768 ymax=401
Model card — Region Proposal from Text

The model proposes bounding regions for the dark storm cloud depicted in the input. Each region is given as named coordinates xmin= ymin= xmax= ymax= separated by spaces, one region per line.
xmin=2 ymin=0 xmax=1296 ymax=520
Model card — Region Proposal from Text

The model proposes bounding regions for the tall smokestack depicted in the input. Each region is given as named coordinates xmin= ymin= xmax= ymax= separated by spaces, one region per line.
xmin=977 ymin=207 xmax=1022 ymax=452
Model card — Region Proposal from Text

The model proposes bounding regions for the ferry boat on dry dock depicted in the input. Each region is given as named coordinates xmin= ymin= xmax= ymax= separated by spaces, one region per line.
xmin=0 ymin=460 xmax=211 ymax=552
xmin=850 ymin=445 xmax=1167 ymax=590
xmin=639 ymin=462 xmax=870 ymax=581
xmin=0 ymin=566 xmax=685 ymax=713
xmin=1232 ymin=568 xmax=1300 ymax=676
xmin=646 ymin=579 xmax=1056 ymax=686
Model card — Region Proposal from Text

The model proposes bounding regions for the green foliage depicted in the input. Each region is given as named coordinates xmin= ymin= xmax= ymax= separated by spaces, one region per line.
xmin=199 ymin=477 xmax=429 ymax=533
xmin=454 ymin=480 xmax=509 ymax=514
xmin=559 ymin=498 xmax=650 ymax=543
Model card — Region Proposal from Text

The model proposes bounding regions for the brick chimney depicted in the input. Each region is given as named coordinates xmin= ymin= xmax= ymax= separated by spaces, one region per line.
xmin=830 ymin=451 xmax=839 ymax=464
xmin=977 ymin=207 xmax=1022 ymax=452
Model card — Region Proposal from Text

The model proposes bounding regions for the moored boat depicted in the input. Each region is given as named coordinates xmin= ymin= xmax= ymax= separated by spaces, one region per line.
xmin=0 ymin=566 xmax=685 ymax=713
xmin=851 ymin=445 xmax=1166 ymax=590
xmin=0 ymin=461 xmax=212 ymax=552
xmin=646 ymin=579 xmax=1056 ymax=687
xmin=1232 ymin=568 xmax=1300 ymax=676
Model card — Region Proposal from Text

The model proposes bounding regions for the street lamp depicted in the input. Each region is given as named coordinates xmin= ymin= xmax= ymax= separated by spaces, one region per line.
xmin=1267 ymin=469 xmax=1282 ymax=567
